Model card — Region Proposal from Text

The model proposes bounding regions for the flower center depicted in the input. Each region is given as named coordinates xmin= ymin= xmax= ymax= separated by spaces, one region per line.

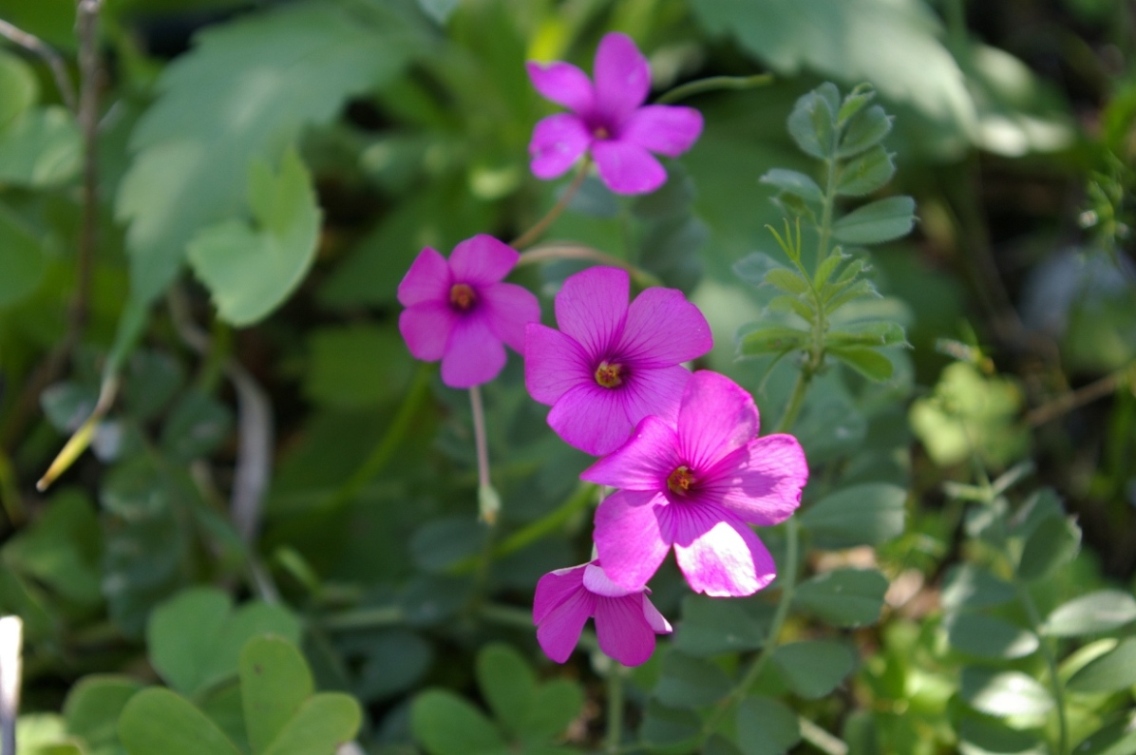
xmin=592 ymin=125 xmax=610 ymax=140
xmin=449 ymin=283 xmax=476 ymax=312
xmin=594 ymin=360 xmax=624 ymax=388
xmin=667 ymin=465 xmax=695 ymax=497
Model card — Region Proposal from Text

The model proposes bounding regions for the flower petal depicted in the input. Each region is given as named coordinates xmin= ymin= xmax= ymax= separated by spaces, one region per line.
xmin=665 ymin=503 xmax=776 ymax=597
xmin=441 ymin=313 xmax=506 ymax=388
xmin=397 ymin=247 xmax=451 ymax=307
xmin=482 ymin=281 xmax=540 ymax=354
xmin=703 ymin=434 xmax=808 ymax=526
xmin=592 ymin=139 xmax=666 ymax=195
xmin=448 ymin=234 xmax=519 ymax=285
xmin=621 ymin=105 xmax=704 ymax=157
xmin=534 ymin=563 xmax=587 ymax=625
xmin=677 ymin=371 xmax=759 ymax=473
xmin=399 ymin=302 xmax=456 ymax=362
xmin=593 ymin=32 xmax=650 ymax=125
xmin=620 ymin=363 xmax=691 ymax=429
xmin=524 ymin=323 xmax=592 ymax=405
xmin=583 ymin=562 xmax=637 ymax=598
xmin=554 ymin=266 xmax=629 ymax=360
xmin=594 ymin=594 xmax=657 ymax=666
xmin=594 ymin=490 xmax=670 ymax=590
xmin=618 ymin=287 xmax=713 ymax=366
xmin=536 ymin=585 xmax=595 ymax=663
xmin=581 ymin=415 xmax=679 ymax=491
xmin=526 ymin=60 xmax=595 ymax=113
xmin=641 ymin=594 xmax=673 ymax=634
xmin=530 ymin=113 xmax=591 ymax=180
xmin=547 ymin=381 xmax=636 ymax=455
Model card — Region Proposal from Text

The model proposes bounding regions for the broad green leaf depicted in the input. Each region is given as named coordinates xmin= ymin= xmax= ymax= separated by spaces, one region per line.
xmin=738 ymin=326 xmax=810 ymax=357
xmin=3 ymin=489 xmax=101 ymax=607
xmin=946 ymin=614 xmax=1039 ymax=659
xmin=1066 ymin=638 xmax=1136 ymax=693
xmin=838 ymin=105 xmax=893 ymax=158
xmin=640 ymin=700 xmax=701 ymax=751
xmin=793 ymin=569 xmax=888 ymax=628
xmin=1017 ymin=515 xmax=1081 ymax=582
xmin=800 ymin=483 xmax=906 ymax=549
xmin=832 ymin=196 xmax=916 ymax=245
xmin=825 ymin=321 xmax=908 ymax=348
xmin=1043 ymin=590 xmax=1136 ymax=637
xmin=347 ymin=629 xmax=433 ymax=702
xmin=0 ymin=106 xmax=80 ymax=186
xmin=411 ymin=690 xmax=504 ymax=755
xmin=673 ymin=594 xmax=771 ymax=657
xmin=940 ymin=566 xmax=1016 ymax=613
xmin=786 ymin=87 xmax=837 ymax=159
xmin=0 ymin=51 xmax=37 ymax=127
xmin=63 ymin=675 xmax=143 ymax=752
xmin=736 ymin=696 xmax=800 ymax=755
xmin=771 ymin=640 xmax=856 ymax=699
xmin=835 ymin=146 xmax=896 ymax=197
xmin=16 ymin=714 xmax=82 ymax=755
xmin=830 ymin=346 xmax=895 ymax=381
xmin=187 ymin=149 xmax=321 ymax=326
xmin=476 ymin=643 xmax=534 ymax=737
xmin=1073 ymin=712 xmax=1136 ymax=755
xmin=522 ymin=679 xmax=584 ymax=742
xmin=411 ymin=517 xmax=489 ymax=573
xmin=654 ymin=651 xmax=732 ymax=708
xmin=760 ymin=168 xmax=823 ymax=204
xmin=122 ymin=351 xmax=185 ymax=421
xmin=0 ymin=199 xmax=47 ymax=307
xmin=958 ymin=717 xmax=1047 ymax=755
xmin=960 ymin=669 xmax=1052 ymax=719
xmin=118 ymin=689 xmax=242 ymax=755
xmin=160 ymin=390 xmax=233 ymax=463
xmin=259 ymin=694 xmax=362 ymax=755
xmin=239 ymin=636 xmax=313 ymax=753
xmin=117 ymin=2 xmax=420 ymax=303
xmin=303 ymin=325 xmax=414 ymax=408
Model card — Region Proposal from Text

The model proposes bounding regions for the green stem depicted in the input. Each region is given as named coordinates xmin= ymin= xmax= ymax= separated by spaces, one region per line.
xmin=516 ymin=244 xmax=664 ymax=288
xmin=774 ymin=370 xmax=811 ymax=435
xmin=316 ymin=606 xmax=405 ymax=632
xmin=655 ymin=74 xmax=774 ymax=105
xmin=512 ymin=158 xmax=590 ymax=250
xmin=1016 ymin=570 xmax=1068 ymax=754
xmin=606 ymin=663 xmax=625 ymax=754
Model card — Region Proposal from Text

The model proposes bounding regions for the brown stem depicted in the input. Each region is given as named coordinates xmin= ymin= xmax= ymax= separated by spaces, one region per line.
xmin=516 ymin=243 xmax=664 ymax=288
xmin=1025 ymin=366 xmax=1131 ymax=427
xmin=510 ymin=159 xmax=590 ymax=250
xmin=72 ymin=0 xmax=103 ymax=348
xmin=0 ymin=17 xmax=77 ymax=112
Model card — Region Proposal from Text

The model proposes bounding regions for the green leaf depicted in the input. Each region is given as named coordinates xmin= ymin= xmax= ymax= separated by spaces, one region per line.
xmin=346 ymin=629 xmax=433 ymax=702
xmin=764 ymin=268 xmax=811 ymax=296
xmin=793 ymin=569 xmax=888 ymax=628
xmin=0 ymin=106 xmax=81 ymax=186
xmin=738 ymin=326 xmax=810 ymax=357
xmin=476 ymin=643 xmax=534 ymax=737
xmin=118 ymin=689 xmax=242 ymax=755
xmin=838 ymin=105 xmax=894 ymax=158
xmin=786 ymin=87 xmax=837 ymax=159
xmin=800 ymin=482 xmax=906 ymax=549
xmin=767 ymin=294 xmax=817 ymax=321
xmin=733 ymin=252 xmax=782 ymax=288
xmin=117 ymin=2 xmax=420 ymax=304
xmin=0 ymin=51 xmax=38 ymax=128
xmin=411 ymin=517 xmax=489 ymax=573
xmin=187 ymin=148 xmax=321 ymax=326
xmin=760 ymin=168 xmax=823 ymax=204
xmin=122 ymin=351 xmax=185 ymax=421
xmin=960 ymin=669 xmax=1052 ymax=719
xmin=957 ymin=717 xmax=1047 ymax=755
xmin=825 ymin=321 xmax=908 ymax=348
xmin=259 ymin=694 xmax=362 ymax=755
xmin=829 ymin=346 xmax=895 ymax=381
xmin=823 ymin=279 xmax=880 ymax=314
xmin=303 ymin=325 xmax=414 ymax=408
xmin=674 ymin=594 xmax=770 ymax=657
xmin=1043 ymin=590 xmax=1136 ymax=637
xmin=814 ymin=250 xmax=850 ymax=288
xmin=160 ymin=390 xmax=233 ymax=463
xmin=522 ymin=679 xmax=584 ymax=742
xmin=946 ymin=614 xmax=1039 ymax=659
xmin=40 ymin=382 xmax=99 ymax=433
xmin=940 ymin=566 xmax=1016 ymax=613
xmin=654 ymin=651 xmax=732 ymax=709
xmin=0 ymin=200 xmax=47 ymax=307
xmin=63 ymin=675 xmax=143 ymax=752
xmin=3 ymin=489 xmax=102 ymax=607
xmin=640 ymin=700 xmax=701 ymax=751
xmin=771 ymin=640 xmax=856 ymax=699
xmin=1073 ymin=712 xmax=1136 ymax=755
xmin=832 ymin=196 xmax=916 ymax=245
xmin=1017 ymin=515 xmax=1081 ymax=582
xmin=411 ymin=690 xmax=504 ymax=755
xmin=239 ymin=636 xmax=313 ymax=753
xmin=736 ymin=696 xmax=800 ymax=755
xmin=835 ymin=146 xmax=896 ymax=197
xmin=1066 ymin=638 xmax=1136 ymax=693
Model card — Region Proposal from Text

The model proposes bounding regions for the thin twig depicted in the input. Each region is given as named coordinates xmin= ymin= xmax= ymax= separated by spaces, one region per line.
xmin=511 ymin=159 xmax=590 ymax=250
xmin=70 ymin=0 xmax=104 ymax=348
xmin=516 ymin=243 xmax=664 ymax=287
xmin=0 ymin=17 xmax=77 ymax=112
xmin=1025 ymin=366 xmax=1130 ymax=427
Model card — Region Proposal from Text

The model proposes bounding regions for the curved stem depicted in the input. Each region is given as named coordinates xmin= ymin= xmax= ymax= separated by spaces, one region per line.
xmin=516 ymin=244 xmax=664 ymax=288
xmin=775 ymin=370 xmax=811 ymax=435
xmin=655 ymin=74 xmax=774 ymax=105
xmin=511 ymin=159 xmax=590 ymax=250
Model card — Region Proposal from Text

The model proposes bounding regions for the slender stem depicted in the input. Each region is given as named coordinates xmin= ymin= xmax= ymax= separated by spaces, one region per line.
xmin=511 ymin=159 xmax=590 ymax=250
xmin=71 ymin=0 xmax=103 ymax=348
xmin=606 ymin=663 xmax=625 ymax=754
xmin=774 ymin=370 xmax=811 ymax=435
xmin=656 ymin=74 xmax=773 ymax=105
xmin=469 ymin=385 xmax=491 ymax=492
xmin=1017 ymin=581 xmax=1068 ymax=754
xmin=316 ymin=606 xmax=405 ymax=632
xmin=799 ymin=716 xmax=848 ymax=755
xmin=516 ymin=243 xmax=664 ymax=288
xmin=0 ymin=18 xmax=77 ymax=112
xmin=1025 ymin=364 xmax=1130 ymax=427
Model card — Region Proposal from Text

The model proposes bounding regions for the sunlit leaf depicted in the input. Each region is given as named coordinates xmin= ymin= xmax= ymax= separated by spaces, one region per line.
xmin=1043 ymin=590 xmax=1136 ymax=637
xmin=946 ymin=614 xmax=1039 ymax=659
xmin=1067 ymin=638 xmax=1136 ymax=693
xmin=960 ymin=669 xmax=1052 ymax=719
xmin=800 ymin=483 xmax=906 ymax=548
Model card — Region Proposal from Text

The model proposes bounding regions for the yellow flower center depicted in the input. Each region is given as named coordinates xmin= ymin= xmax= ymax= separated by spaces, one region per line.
xmin=667 ymin=466 xmax=695 ymax=496
xmin=449 ymin=283 xmax=476 ymax=311
xmin=594 ymin=360 xmax=624 ymax=388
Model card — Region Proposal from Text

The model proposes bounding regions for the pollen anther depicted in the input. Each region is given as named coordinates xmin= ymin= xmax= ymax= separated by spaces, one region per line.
xmin=594 ymin=360 xmax=624 ymax=388
xmin=449 ymin=283 xmax=476 ymax=311
xmin=667 ymin=465 xmax=695 ymax=496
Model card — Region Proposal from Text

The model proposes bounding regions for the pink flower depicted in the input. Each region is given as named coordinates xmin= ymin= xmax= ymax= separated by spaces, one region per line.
xmin=398 ymin=235 xmax=540 ymax=388
xmin=524 ymin=266 xmax=713 ymax=456
xmin=534 ymin=560 xmax=672 ymax=666
xmin=581 ymin=371 xmax=809 ymax=597
xmin=527 ymin=32 xmax=703 ymax=195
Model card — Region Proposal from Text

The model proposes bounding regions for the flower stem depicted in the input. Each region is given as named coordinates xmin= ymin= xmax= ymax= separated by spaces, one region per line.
xmin=606 ymin=663 xmax=625 ymax=753
xmin=656 ymin=74 xmax=775 ymax=105
xmin=469 ymin=385 xmax=499 ymax=524
xmin=516 ymin=243 xmax=664 ymax=288
xmin=511 ymin=159 xmax=590 ymax=250
xmin=774 ymin=370 xmax=812 ymax=435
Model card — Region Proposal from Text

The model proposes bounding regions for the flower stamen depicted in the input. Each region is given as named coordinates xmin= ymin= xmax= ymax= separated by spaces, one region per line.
xmin=667 ymin=465 xmax=695 ymax=497
xmin=449 ymin=283 xmax=476 ymax=311
xmin=594 ymin=360 xmax=624 ymax=388
xmin=593 ymin=125 xmax=610 ymax=140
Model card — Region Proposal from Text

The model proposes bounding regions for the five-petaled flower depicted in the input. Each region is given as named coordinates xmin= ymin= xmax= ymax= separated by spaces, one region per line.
xmin=398 ymin=235 xmax=540 ymax=388
xmin=527 ymin=32 xmax=703 ymax=195
xmin=533 ymin=560 xmax=672 ymax=666
xmin=581 ymin=370 xmax=809 ymax=597
xmin=525 ymin=266 xmax=713 ymax=456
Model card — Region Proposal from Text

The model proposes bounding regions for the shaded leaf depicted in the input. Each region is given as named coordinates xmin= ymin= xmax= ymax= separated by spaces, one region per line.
xmin=941 ymin=566 xmax=1016 ymax=613
xmin=947 ymin=614 xmax=1039 ymax=659
xmin=829 ymin=346 xmax=895 ymax=381
xmin=739 ymin=325 xmax=810 ymax=357
xmin=674 ymin=594 xmax=771 ymax=657
xmin=835 ymin=146 xmax=895 ymax=197
xmin=654 ymin=651 xmax=732 ymax=709
xmin=118 ymin=689 xmax=242 ymax=755
xmin=736 ymin=696 xmax=800 ymax=755
xmin=793 ymin=569 xmax=888 ymax=628
xmin=800 ymin=483 xmax=906 ymax=549
xmin=771 ymin=640 xmax=856 ymax=699
xmin=1017 ymin=515 xmax=1081 ymax=582
xmin=0 ymin=200 xmax=47 ymax=307
xmin=832 ymin=196 xmax=916 ymax=245
xmin=760 ymin=168 xmax=823 ymax=204
xmin=411 ymin=690 xmax=503 ymax=755
xmin=1067 ymin=638 xmax=1136 ymax=693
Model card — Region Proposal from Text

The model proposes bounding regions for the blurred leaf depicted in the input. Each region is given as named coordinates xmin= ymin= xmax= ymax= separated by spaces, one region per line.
xmin=829 ymin=346 xmax=895 ymax=381
xmin=117 ymin=2 xmax=420 ymax=303
xmin=640 ymin=700 xmax=702 ymax=751
xmin=477 ymin=643 xmax=534 ymax=737
xmin=411 ymin=690 xmax=504 ymax=755
xmin=122 ymin=351 xmax=185 ymax=421
xmin=760 ymin=168 xmax=823 ymax=204
xmin=418 ymin=0 xmax=460 ymax=24
xmin=793 ymin=392 xmax=868 ymax=464
xmin=960 ymin=669 xmax=1052 ymax=719
xmin=957 ymin=717 xmax=1047 ymax=755
xmin=16 ymin=713 xmax=82 ymax=755
xmin=344 ymin=629 xmax=433 ymax=702
xmin=118 ymin=688 xmax=242 ymax=755
xmin=654 ymin=651 xmax=732 ymax=709
xmin=785 ymin=85 xmax=837 ymax=159
xmin=738 ymin=325 xmax=810 ymax=357
xmin=674 ymin=594 xmax=771 ymax=657
xmin=160 ymin=390 xmax=233 ymax=463
xmin=793 ymin=568 xmax=888 ymax=628
xmin=1073 ymin=712 xmax=1136 ymax=755
xmin=411 ymin=517 xmax=488 ymax=573
xmin=941 ymin=566 xmax=1016 ymax=613
xmin=0 ymin=50 xmax=37 ymax=127
xmin=800 ymin=482 xmax=906 ymax=549
xmin=835 ymin=146 xmax=895 ymax=197
xmin=764 ymin=268 xmax=811 ymax=296
xmin=736 ymin=696 xmax=800 ymax=755
xmin=1043 ymin=590 xmax=1136 ymax=637
xmin=239 ymin=636 xmax=312 ymax=753
xmin=2 ymin=489 xmax=101 ymax=606
xmin=259 ymin=694 xmax=361 ymax=755
xmin=0 ymin=106 xmax=80 ymax=186
xmin=63 ymin=675 xmax=143 ymax=754
xmin=1017 ymin=516 xmax=1081 ymax=582
xmin=832 ymin=196 xmax=916 ymax=245
xmin=946 ymin=614 xmax=1039 ymax=659
xmin=771 ymin=640 xmax=856 ymax=699
xmin=40 ymin=382 xmax=99 ymax=433
xmin=187 ymin=149 xmax=321 ymax=326
xmin=0 ymin=200 xmax=48 ymax=307
xmin=1066 ymin=638 xmax=1136 ymax=693
xmin=303 ymin=325 xmax=414 ymax=408
xmin=734 ymin=252 xmax=783 ymax=289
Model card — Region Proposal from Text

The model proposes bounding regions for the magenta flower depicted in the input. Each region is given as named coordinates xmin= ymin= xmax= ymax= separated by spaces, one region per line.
xmin=527 ymin=32 xmax=703 ymax=195
xmin=524 ymin=266 xmax=713 ymax=456
xmin=534 ymin=560 xmax=672 ymax=666
xmin=398 ymin=235 xmax=540 ymax=388
xmin=581 ymin=371 xmax=809 ymax=597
